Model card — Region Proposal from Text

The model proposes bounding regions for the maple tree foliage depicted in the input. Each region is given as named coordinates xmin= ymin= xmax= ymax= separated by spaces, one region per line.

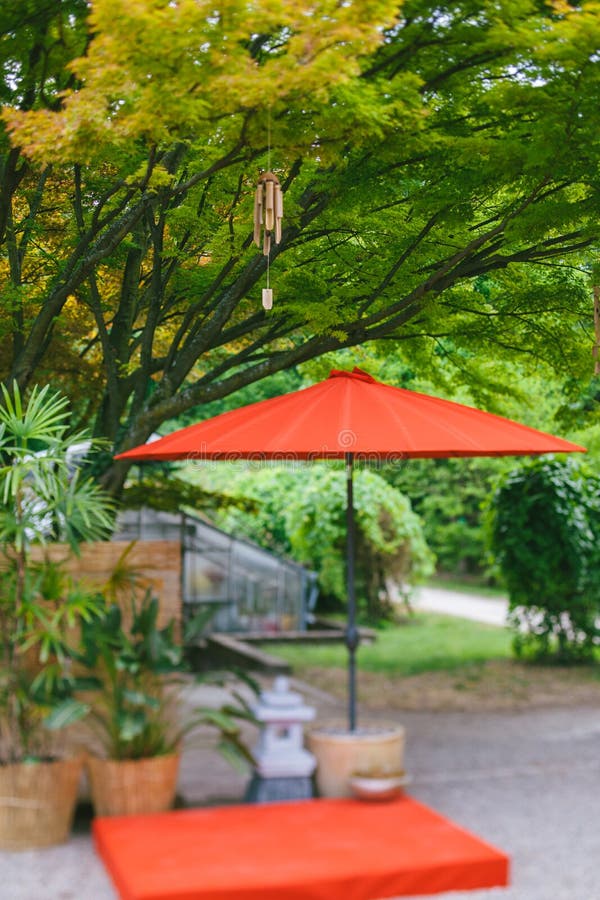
xmin=1 ymin=0 xmax=600 ymax=494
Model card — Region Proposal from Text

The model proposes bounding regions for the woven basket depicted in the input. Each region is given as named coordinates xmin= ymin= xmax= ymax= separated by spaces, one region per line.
xmin=87 ymin=752 xmax=180 ymax=817
xmin=0 ymin=756 xmax=83 ymax=850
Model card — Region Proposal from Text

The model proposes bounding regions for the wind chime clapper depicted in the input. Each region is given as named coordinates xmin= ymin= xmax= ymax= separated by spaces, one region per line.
xmin=253 ymin=171 xmax=283 ymax=310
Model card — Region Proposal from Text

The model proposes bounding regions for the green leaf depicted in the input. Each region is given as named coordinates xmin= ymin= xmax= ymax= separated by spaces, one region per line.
xmin=215 ymin=737 xmax=255 ymax=773
xmin=122 ymin=689 xmax=160 ymax=709
xmin=118 ymin=711 xmax=146 ymax=742
xmin=44 ymin=699 xmax=91 ymax=730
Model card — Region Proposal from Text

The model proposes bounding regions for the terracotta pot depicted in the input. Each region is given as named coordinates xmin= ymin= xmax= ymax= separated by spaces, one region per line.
xmin=0 ymin=756 xmax=83 ymax=850
xmin=307 ymin=724 xmax=405 ymax=798
xmin=87 ymin=752 xmax=180 ymax=816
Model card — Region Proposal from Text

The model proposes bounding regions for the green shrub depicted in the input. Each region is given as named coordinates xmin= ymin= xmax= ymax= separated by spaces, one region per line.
xmin=487 ymin=457 xmax=600 ymax=662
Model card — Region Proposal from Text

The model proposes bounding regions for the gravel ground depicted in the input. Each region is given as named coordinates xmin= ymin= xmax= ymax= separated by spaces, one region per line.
xmin=1 ymin=680 xmax=600 ymax=900
xmin=401 ymin=705 xmax=600 ymax=900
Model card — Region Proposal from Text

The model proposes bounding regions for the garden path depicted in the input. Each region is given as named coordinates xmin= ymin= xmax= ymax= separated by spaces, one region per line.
xmin=414 ymin=585 xmax=509 ymax=627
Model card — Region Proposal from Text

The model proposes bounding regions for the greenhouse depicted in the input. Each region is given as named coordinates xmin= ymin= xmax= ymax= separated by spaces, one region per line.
xmin=115 ymin=508 xmax=318 ymax=636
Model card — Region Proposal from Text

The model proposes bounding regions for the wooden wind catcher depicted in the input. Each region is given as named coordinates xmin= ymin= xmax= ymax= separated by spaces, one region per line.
xmin=254 ymin=171 xmax=283 ymax=254
xmin=254 ymin=171 xmax=283 ymax=310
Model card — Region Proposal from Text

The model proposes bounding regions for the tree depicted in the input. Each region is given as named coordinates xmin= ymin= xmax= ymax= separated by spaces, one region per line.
xmin=1 ymin=0 xmax=600 ymax=495
xmin=389 ymin=456 xmax=508 ymax=576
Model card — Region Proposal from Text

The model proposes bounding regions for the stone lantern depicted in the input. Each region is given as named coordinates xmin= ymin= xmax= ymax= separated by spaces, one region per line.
xmin=245 ymin=676 xmax=316 ymax=803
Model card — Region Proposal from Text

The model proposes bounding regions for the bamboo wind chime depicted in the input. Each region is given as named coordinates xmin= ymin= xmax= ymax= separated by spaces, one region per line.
xmin=253 ymin=171 xmax=283 ymax=310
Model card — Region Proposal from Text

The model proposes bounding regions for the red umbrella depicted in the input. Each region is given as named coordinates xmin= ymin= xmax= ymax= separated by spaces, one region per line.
xmin=116 ymin=367 xmax=586 ymax=728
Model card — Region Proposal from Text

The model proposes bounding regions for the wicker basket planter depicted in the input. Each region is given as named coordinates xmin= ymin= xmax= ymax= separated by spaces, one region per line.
xmin=0 ymin=756 xmax=83 ymax=850
xmin=86 ymin=752 xmax=181 ymax=817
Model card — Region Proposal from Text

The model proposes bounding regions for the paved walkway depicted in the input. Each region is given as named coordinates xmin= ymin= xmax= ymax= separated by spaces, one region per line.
xmin=414 ymin=585 xmax=509 ymax=627
xmin=2 ymin=674 xmax=600 ymax=899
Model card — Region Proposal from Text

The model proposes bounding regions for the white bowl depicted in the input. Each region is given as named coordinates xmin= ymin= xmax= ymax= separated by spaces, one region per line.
xmin=349 ymin=773 xmax=411 ymax=802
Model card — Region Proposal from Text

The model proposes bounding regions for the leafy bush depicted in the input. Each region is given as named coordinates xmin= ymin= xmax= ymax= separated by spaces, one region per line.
xmin=487 ymin=457 xmax=600 ymax=662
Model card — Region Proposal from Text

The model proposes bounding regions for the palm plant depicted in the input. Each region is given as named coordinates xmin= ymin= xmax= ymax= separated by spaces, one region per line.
xmin=79 ymin=587 xmax=257 ymax=767
xmin=79 ymin=590 xmax=184 ymax=760
xmin=0 ymin=383 xmax=114 ymax=763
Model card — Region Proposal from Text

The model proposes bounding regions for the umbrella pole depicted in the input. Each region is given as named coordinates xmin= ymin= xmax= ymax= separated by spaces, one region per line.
xmin=345 ymin=452 xmax=359 ymax=732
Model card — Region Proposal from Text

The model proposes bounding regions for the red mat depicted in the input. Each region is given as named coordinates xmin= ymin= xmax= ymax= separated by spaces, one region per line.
xmin=94 ymin=796 xmax=509 ymax=900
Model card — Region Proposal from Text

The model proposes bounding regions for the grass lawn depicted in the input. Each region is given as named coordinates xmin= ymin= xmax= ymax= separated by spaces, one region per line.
xmin=269 ymin=613 xmax=513 ymax=678
xmin=268 ymin=614 xmax=600 ymax=712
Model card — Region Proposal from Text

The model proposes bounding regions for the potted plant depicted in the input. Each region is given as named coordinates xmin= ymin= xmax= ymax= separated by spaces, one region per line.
xmin=0 ymin=383 xmax=114 ymax=849
xmin=307 ymin=723 xmax=406 ymax=798
xmin=79 ymin=584 xmax=257 ymax=816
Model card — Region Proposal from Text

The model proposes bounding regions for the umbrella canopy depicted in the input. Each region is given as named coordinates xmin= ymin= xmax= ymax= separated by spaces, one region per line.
xmin=116 ymin=367 xmax=586 ymax=730
xmin=116 ymin=368 xmax=586 ymax=462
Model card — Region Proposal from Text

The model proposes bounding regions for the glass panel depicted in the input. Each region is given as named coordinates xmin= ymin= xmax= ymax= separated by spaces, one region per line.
xmin=114 ymin=508 xmax=316 ymax=636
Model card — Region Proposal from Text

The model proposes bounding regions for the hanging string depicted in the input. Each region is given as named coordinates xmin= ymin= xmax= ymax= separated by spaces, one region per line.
xmin=267 ymin=105 xmax=271 ymax=173
xmin=266 ymin=237 xmax=270 ymax=292
xmin=266 ymin=106 xmax=271 ymax=296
